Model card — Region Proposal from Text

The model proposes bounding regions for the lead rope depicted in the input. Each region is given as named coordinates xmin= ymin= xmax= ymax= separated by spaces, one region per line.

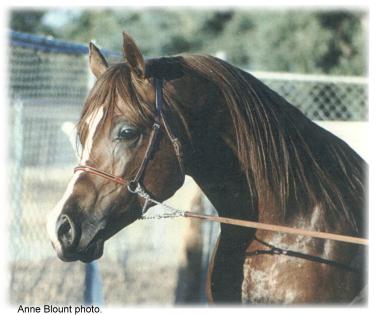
xmin=129 ymin=183 xmax=369 ymax=246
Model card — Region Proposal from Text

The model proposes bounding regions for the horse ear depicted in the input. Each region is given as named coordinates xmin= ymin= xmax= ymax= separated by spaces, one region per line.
xmin=123 ymin=32 xmax=145 ymax=78
xmin=89 ymin=42 xmax=108 ymax=78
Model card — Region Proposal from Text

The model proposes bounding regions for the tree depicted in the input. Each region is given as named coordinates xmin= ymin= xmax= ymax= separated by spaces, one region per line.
xmin=10 ymin=10 xmax=56 ymax=35
xmin=9 ymin=8 xmax=367 ymax=75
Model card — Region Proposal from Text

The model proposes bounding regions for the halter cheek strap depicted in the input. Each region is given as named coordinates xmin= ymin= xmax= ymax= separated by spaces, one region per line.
xmin=74 ymin=78 xmax=185 ymax=214
xmin=126 ymin=78 xmax=185 ymax=191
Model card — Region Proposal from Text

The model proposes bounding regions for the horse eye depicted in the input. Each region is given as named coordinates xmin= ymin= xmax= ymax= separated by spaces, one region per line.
xmin=117 ymin=127 xmax=139 ymax=141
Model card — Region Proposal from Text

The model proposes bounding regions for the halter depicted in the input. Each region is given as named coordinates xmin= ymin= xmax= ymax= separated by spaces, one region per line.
xmin=74 ymin=78 xmax=185 ymax=214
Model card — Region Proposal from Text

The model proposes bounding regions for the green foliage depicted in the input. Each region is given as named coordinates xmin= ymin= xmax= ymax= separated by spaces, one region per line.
xmin=10 ymin=10 xmax=56 ymax=35
xmin=9 ymin=8 xmax=367 ymax=75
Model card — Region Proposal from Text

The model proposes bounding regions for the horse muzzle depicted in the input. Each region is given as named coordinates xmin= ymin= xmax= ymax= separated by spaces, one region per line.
xmin=49 ymin=211 xmax=106 ymax=263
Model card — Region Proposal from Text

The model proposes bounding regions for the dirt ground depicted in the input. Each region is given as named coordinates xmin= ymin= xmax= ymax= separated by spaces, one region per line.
xmin=9 ymin=256 xmax=181 ymax=305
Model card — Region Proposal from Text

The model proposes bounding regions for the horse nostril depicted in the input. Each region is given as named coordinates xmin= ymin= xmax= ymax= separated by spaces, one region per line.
xmin=57 ymin=214 xmax=78 ymax=250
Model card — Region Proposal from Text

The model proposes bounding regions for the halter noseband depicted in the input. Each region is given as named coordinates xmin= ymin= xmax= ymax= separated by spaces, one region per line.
xmin=74 ymin=78 xmax=184 ymax=212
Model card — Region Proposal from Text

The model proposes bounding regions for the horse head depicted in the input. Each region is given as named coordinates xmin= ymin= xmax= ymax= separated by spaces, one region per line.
xmin=47 ymin=33 xmax=185 ymax=262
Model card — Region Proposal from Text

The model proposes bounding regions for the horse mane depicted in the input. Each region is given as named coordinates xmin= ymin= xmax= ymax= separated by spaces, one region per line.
xmin=77 ymin=54 xmax=366 ymax=235
xmin=176 ymin=55 xmax=366 ymax=234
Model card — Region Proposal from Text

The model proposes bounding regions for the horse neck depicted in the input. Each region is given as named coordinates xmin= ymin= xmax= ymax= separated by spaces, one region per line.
xmin=167 ymin=67 xmax=364 ymax=237
xmin=167 ymin=71 xmax=284 ymax=227
xmin=185 ymin=130 xmax=256 ymax=223
xmin=183 ymin=121 xmax=257 ymax=242
xmin=169 ymin=77 xmax=258 ymax=225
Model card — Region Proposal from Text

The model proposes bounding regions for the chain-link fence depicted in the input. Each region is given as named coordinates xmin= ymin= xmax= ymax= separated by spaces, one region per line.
xmin=8 ymin=31 xmax=367 ymax=306
xmin=9 ymin=31 xmax=202 ymax=306
xmin=253 ymin=71 xmax=367 ymax=121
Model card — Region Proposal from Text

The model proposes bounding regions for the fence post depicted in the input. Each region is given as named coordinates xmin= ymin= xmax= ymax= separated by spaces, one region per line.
xmin=199 ymin=197 xmax=219 ymax=303
xmin=11 ymin=99 xmax=24 ymax=258
xmin=82 ymin=56 xmax=104 ymax=306
xmin=84 ymin=261 xmax=104 ymax=305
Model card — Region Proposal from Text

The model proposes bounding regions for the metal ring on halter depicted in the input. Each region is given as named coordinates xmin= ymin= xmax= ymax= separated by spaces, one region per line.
xmin=127 ymin=181 xmax=150 ymax=215
xmin=127 ymin=180 xmax=140 ymax=194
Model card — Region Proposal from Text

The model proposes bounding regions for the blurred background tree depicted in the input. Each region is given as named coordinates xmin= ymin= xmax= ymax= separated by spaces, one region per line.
xmin=10 ymin=10 xmax=56 ymax=35
xmin=9 ymin=8 xmax=367 ymax=75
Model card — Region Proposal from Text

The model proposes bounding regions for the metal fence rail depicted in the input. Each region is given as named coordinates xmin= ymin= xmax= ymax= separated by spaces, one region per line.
xmin=8 ymin=31 xmax=367 ymax=306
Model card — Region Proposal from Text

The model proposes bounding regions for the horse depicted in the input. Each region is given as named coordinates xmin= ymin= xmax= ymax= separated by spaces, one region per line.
xmin=47 ymin=32 xmax=367 ymax=304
